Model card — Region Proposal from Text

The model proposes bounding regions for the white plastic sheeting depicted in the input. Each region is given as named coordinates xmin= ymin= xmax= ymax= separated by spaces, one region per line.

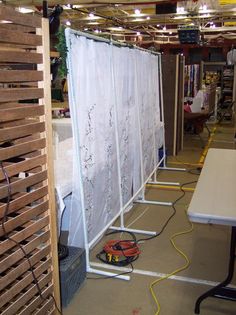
xmin=65 ymin=29 xmax=163 ymax=249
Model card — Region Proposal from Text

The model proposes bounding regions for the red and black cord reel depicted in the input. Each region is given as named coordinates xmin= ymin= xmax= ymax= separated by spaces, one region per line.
xmin=97 ymin=239 xmax=141 ymax=267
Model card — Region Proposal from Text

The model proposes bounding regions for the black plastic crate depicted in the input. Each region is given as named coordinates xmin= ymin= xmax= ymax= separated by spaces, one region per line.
xmin=59 ymin=246 xmax=86 ymax=307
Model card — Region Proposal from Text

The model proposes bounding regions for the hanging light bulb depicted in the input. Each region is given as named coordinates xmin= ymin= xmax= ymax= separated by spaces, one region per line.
xmin=134 ymin=8 xmax=141 ymax=15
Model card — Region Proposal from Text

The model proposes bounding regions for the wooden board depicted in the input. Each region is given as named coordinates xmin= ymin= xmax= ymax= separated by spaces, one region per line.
xmin=176 ymin=55 xmax=185 ymax=153
xmin=162 ymin=55 xmax=184 ymax=156
xmin=162 ymin=55 xmax=177 ymax=156
xmin=0 ymin=5 xmax=60 ymax=315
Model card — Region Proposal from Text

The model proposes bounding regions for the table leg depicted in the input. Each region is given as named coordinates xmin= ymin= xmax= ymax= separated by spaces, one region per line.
xmin=195 ymin=226 xmax=236 ymax=314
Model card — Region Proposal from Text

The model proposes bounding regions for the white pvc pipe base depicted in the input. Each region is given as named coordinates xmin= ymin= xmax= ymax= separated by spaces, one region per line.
xmin=87 ymin=267 xmax=130 ymax=281
xmin=159 ymin=166 xmax=186 ymax=172
xmin=148 ymin=180 xmax=180 ymax=186
xmin=109 ymin=226 xmax=157 ymax=236
xmin=135 ymin=199 xmax=172 ymax=206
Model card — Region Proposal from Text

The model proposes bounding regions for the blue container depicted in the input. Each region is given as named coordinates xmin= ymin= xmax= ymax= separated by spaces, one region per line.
xmin=60 ymin=246 xmax=86 ymax=307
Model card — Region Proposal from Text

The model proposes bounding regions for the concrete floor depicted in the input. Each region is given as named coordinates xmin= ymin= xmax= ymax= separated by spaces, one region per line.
xmin=63 ymin=121 xmax=236 ymax=315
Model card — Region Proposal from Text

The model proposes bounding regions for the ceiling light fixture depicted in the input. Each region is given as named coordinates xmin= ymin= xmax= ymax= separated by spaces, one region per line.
xmin=18 ymin=7 xmax=35 ymax=14
xmin=177 ymin=7 xmax=185 ymax=14
xmin=163 ymin=26 xmax=166 ymax=31
xmin=94 ymin=29 xmax=99 ymax=33
xmin=66 ymin=20 xmax=71 ymax=26
xmin=0 ymin=20 xmax=13 ymax=24
xmin=84 ymin=28 xmax=88 ymax=31
xmin=89 ymin=12 xmax=95 ymax=18
xmin=134 ymin=9 xmax=141 ymax=16
xmin=136 ymin=31 xmax=141 ymax=36
xmin=199 ymin=4 xmax=208 ymax=12
xmin=146 ymin=16 xmax=150 ymax=20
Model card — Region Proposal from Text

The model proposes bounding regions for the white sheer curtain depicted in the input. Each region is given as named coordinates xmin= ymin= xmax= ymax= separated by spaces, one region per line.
xmin=112 ymin=46 xmax=142 ymax=206
xmin=66 ymin=32 xmax=121 ymax=247
xmin=66 ymin=29 xmax=163 ymax=249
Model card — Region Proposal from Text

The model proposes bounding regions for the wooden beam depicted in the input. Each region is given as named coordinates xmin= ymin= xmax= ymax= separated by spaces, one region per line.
xmin=0 ymin=29 xmax=42 ymax=46
xmin=0 ymin=70 xmax=43 ymax=83
xmin=0 ymin=51 xmax=42 ymax=63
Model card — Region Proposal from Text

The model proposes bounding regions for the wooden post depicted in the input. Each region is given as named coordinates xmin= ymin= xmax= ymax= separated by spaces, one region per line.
xmin=37 ymin=18 xmax=61 ymax=314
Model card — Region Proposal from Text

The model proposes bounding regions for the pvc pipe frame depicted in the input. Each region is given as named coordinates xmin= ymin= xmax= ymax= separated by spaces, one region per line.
xmin=66 ymin=29 xmax=178 ymax=281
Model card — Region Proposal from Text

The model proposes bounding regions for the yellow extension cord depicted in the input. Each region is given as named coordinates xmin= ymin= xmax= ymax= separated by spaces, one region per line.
xmin=150 ymin=126 xmax=218 ymax=313
xmin=150 ymin=209 xmax=194 ymax=315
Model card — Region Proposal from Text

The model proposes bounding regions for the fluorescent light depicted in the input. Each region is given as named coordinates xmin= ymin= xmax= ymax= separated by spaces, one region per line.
xmin=0 ymin=20 xmax=13 ymax=24
xmin=177 ymin=7 xmax=186 ymax=14
xmin=199 ymin=4 xmax=208 ymax=12
xmin=134 ymin=9 xmax=141 ymax=15
xmin=63 ymin=5 xmax=72 ymax=10
xmin=66 ymin=20 xmax=71 ymax=26
xmin=173 ymin=15 xmax=187 ymax=20
xmin=18 ymin=7 xmax=35 ymax=14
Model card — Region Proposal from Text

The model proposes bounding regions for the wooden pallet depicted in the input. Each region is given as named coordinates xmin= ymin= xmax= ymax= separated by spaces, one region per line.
xmin=0 ymin=5 xmax=60 ymax=315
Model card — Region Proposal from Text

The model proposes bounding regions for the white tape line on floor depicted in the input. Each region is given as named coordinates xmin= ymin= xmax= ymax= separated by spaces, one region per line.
xmin=90 ymin=262 xmax=236 ymax=288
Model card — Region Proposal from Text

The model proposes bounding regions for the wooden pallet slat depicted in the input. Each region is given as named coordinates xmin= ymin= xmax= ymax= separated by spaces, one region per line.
xmin=0 ymin=29 xmax=42 ymax=46
xmin=0 ymin=23 xmax=36 ymax=34
xmin=0 ymin=245 xmax=51 ymax=291
xmin=0 ymin=5 xmax=42 ymax=28
xmin=0 ymin=121 xmax=45 ymax=142
xmin=0 ymin=88 xmax=44 ymax=102
xmin=34 ymin=297 xmax=54 ymax=315
xmin=0 ymin=216 xmax=49 ymax=255
xmin=0 ymin=138 xmax=46 ymax=161
xmin=0 ymin=155 xmax=46 ymax=181
xmin=0 ymin=185 xmax=48 ymax=220
xmin=0 ymin=6 xmax=60 ymax=314
xmin=1 ymin=274 xmax=52 ymax=315
xmin=0 ymin=231 xmax=50 ymax=274
xmin=0 ymin=51 xmax=43 ymax=64
xmin=0 ymin=258 xmax=52 ymax=309
xmin=0 ymin=200 xmax=49 ymax=237
xmin=0 ymin=169 xmax=47 ymax=199
xmin=0 ymin=104 xmax=44 ymax=115
xmin=18 ymin=284 xmax=53 ymax=315
xmin=0 ymin=70 xmax=44 ymax=83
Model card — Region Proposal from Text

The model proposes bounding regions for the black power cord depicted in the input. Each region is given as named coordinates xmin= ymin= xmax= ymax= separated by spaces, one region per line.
xmin=136 ymin=180 xmax=197 ymax=243
xmin=0 ymin=161 xmax=62 ymax=314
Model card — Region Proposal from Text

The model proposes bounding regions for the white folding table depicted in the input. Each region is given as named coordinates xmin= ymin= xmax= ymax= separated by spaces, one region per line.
xmin=188 ymin=148 xmax=236 ymax=314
